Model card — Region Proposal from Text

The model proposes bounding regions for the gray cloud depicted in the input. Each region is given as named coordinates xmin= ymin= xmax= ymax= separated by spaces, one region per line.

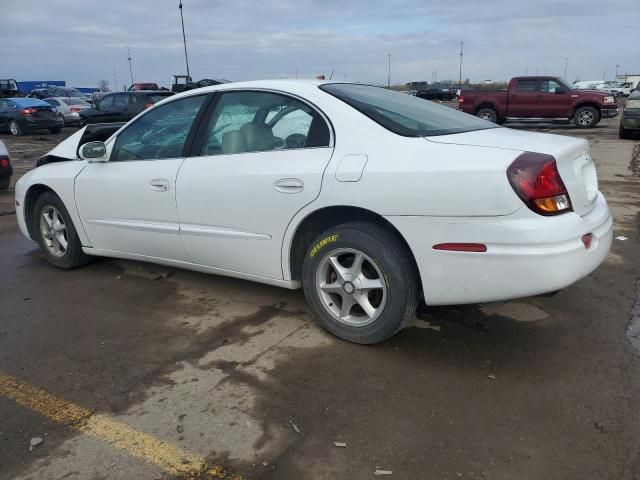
xmin=2 ymin=0 xmax=639 ymax=88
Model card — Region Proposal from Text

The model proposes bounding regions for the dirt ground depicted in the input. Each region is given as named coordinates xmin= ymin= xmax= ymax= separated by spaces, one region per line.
xmin=1 ymin=109 xmax=639 ymax=480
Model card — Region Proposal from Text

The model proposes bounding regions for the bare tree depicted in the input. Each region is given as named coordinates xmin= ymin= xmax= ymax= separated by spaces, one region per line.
xmin=97 ymin=80 xmax=111 ymax=92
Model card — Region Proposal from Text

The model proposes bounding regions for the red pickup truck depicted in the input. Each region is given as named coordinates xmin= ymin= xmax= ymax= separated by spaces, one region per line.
xmin=459 ymin=76 xmax=619 ymax=128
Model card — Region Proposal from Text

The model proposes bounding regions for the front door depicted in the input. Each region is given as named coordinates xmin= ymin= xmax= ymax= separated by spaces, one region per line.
xmin=75 ymin=93 xmax=208 ymax=261
xmin=537 ymin=79 xmax=573 ymax=118
xmin=176 ymin=90 xmax=334 ymax=279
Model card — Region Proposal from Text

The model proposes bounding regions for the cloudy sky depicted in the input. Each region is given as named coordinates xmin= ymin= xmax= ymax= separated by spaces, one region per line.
xmin=3 ymin=0 xmax=639 ymax=89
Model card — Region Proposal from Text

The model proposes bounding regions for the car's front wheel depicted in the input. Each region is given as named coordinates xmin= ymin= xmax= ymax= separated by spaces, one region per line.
xmin=33 ymin=191 xmax=91 ymax=269
xmin=574 ymin=106 xmax=599 ymax=128
xmin=302 ymin=222 xmax=419 ymax=344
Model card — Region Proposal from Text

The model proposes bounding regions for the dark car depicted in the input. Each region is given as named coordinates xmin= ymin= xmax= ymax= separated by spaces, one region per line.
xmin=0 ymin=140 xmax=12 ymax=190
xmin=0 ymin=98 xmax=64 ymax=135
xmin=0 ymin=79 xmax=26 ymax=99
xmin=29 ymin=86 xmax=90 ymax=102
xmin=416 ymin=88 xmax=456 ymax=101
xmin=79 ymin=91 xmax=174 ymax=126
xmin=619 ymin=90 xmax=640 ymax=139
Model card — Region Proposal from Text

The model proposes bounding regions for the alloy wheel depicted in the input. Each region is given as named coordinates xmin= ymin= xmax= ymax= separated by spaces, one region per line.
xmin=578 ymin=111 xmax=594 ymax=126
xmin=315 ymin=248 xmax=387 ymax=327
xmin=39 ymin=205 xmax=68 ymax=258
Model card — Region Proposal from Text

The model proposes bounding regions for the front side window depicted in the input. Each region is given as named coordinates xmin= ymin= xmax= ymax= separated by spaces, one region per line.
xmin=98 ymin=95 xmax=114 ymax=110
xmin=540 ymin=80 xmax=564 ymax=94
xmin=321 ymin=83 xmax=496 ymax=137
xmin=201 ymin=91 xmax=330 ymax=155
xmin=111 ymin=94 xmax=206 ymax=161
xmin=113 ymin=94 xmax=128 ymax=109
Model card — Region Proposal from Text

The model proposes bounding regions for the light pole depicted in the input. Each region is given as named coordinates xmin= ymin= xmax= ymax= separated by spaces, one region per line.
xmin=387 ymin=53 xmax=391 ymax=88
xmin=563 ymin=57 xmax=569 ymax=80
xmin=127 ymin=47 xmax=134 ymax=86
xmin=178 ymin=0 xmax=190 ymax=78
xmin=615 ymin=64 xmax=620 ymax=79
xmin=458 ymin=41 xmax=464 ymax=89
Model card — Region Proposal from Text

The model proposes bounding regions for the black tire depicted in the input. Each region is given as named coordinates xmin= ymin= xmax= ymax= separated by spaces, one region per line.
xmin=0 ymin=176 xmax=10 ymax=190
xmin=475 ymin=107 xmax=498 ymax=123
xmin=573 ymin=106 xmax=599 ymax=128
xmin=301 ymin=222 xmax=419 ymax=344
xmin=9 ymin=120 xmax=23 ymax=136
xmin=49 ymin=126 xmax=62 ymax=134
xmin=619 ymin=124 xmax=632 ymax=139
xmin=33 ymin=191 xmax=92 ymax=269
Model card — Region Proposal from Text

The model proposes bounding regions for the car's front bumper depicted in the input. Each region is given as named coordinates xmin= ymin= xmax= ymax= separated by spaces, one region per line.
xmin=386 ymin=193 xmax=613 ymax=305
xmin=601 ymin=107 xmax=619 ymax=118
xmin=621 ymin=111 xmax=640 ymax=130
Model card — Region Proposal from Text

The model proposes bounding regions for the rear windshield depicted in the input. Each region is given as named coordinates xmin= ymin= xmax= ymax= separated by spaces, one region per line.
xmin=146 ymin=93 xmax=173 ymax=103
xmin=320 ymin=83 xmax=497 ymax=137
xmin=63 ymin=98 xmax=89 ymax=106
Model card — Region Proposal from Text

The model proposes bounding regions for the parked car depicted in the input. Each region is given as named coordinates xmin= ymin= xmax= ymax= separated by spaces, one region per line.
xmin=416 ymin=88 xmax=456 ymax=101
xmin=44 ymin=97 xmax=91 ymax=126
xmin=0 ymin=140 xmax=12 ymax=190
xmin=29 ymin=86 xmax=90 ymax=102
xmin=459 ymin=76 xmax=619 ymax=128
xmin=619 ymin=90 xmax=640 ymax=139
xmin=0 ymin=79 xmax=26 ymax=99
xmin=128 ymin=82 xmax=161 ymax=91
xmin=78 ymin=91 xmax=174 ymax=125
xmin=0 ymin=97 xmax=63 ymax=135
xmin=15 ymin=80 xmax=612 ymax=344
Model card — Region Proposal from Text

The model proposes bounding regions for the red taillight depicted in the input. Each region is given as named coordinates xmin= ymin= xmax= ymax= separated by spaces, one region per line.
xmin=144 ymin=103 xmax=154 ymax=109
xmin=20 ymin=108 xmax=35 ymax=114
xmin=70 ymin=106 xmax=82 ymax=112
xmin=433 ymin=243 xmax=487 ymax=252
xmin=507 ymin=152 xmax=572 ymax=216
xmin=0 ymin=158 xmax=9 ymax=168
xmin=458 ymin=95 xmax=464 ymax=105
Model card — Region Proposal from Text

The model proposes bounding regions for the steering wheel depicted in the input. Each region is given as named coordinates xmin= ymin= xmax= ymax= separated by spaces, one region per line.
xmin=284 ymin=133 xmax=307 ymax=149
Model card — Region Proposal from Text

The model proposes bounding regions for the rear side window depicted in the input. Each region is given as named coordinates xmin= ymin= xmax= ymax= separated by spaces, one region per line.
xmin=516 ymin=80 xmax=538 ymax=92
xmin=321 ymin=83 xmax=496 ymax=137
xmin=147 ymin=93 xmax=173 ymax=103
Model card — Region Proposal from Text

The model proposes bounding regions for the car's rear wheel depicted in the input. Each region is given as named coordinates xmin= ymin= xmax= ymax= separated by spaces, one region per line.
xmin=619 ymin=124 xmax=633 ymax=139
xmin=573 ymin=106 xmax=599 ymax=128
xmin=301 ymin=222 xmax=419 ymax=344
xmin=9 ymin=120 xmax=22 ymax=136
xmin=475 ymin=107 xmax=498 ymax=123
xmin=33 ymin=191 xmax=91 ymax=269
xmin=0 ymin=177 xmax=10 ymax=190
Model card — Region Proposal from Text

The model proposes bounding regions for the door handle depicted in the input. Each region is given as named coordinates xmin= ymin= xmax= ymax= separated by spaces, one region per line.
xmin=274 ymin=178 xmax=304 ymax=194
xmin=149 ymin=178 xmax=170 ymax=192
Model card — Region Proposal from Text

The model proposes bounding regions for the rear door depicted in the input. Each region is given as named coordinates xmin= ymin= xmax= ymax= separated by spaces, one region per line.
xmin=0 ymin=99 xmax=12 ymax=130
xmin=507 ymin=79 xmax=540 ymax=117
xmin=175 ymin=90 xmax=334 ymax=279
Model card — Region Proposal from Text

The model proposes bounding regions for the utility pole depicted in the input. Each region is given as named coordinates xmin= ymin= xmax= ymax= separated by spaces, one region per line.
xmin=127 ymin=47 xmax=134 ymax=85
xmin=563 ymin=57 xmax=569 ymax=80
xmin=458 ymin=41 xmax=464 ymax=89
xmin=178 ymin=0 xmax=190 ymax=78
xmin=113 ymin=65 xmax=118 ymax=92
xmin=387 ymin=53 xmax=391 ymax=88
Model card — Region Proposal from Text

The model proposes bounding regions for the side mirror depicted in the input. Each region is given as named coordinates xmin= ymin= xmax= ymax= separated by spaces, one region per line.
xmin=79 ymin=141 xmax=108 ymax=162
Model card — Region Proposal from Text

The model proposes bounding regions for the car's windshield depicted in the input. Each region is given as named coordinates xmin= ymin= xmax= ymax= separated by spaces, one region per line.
xmin=320 ymin=83 xmax=497 ymax=137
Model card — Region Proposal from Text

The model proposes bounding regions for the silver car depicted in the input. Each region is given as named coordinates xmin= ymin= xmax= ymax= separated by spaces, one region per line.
xmin=43 ymin=97 xmax=91 ymax=126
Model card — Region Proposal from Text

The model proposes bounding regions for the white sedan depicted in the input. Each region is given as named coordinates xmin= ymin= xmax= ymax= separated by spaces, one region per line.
xmin=14 ymin=80 xmax=613 ymax=344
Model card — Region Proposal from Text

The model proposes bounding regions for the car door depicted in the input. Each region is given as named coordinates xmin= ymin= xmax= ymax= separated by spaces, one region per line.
xmin=75 ymin=93 xmax=209 ymax=261
xmin=507 ymin=79 xmax=540 ymax=118
xmin=0 ymin=99 xmax=12 ymax=130
xmin=176 ymin=90 xmax=334 ymax=279
xmin=89 ymin=95 xmax=119 ymax=123
xmin=537 ymin=79 xmax=573 ymax=118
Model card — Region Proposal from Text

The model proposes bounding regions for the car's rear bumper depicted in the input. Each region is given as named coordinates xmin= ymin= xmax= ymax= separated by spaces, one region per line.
xmin=601 ymin=107 xmax=619 ymax=118
xmin=21 ymin=116 xmax=64 ymax=131
xmin=0 ymin=164 xmax=12 ymax=179
xmin=621 ymin=112 xmax=640 ymax=129
xmin=386 ymin=193 xmax=613 ymax=305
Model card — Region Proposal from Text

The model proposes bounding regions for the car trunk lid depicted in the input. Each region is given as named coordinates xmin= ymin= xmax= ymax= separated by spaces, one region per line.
xmin=426 ymin=128 xmax=598 ymax=217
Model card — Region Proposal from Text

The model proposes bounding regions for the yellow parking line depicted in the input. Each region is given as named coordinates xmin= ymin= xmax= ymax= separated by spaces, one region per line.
xmin=0 ymin=371 xmax=241 ymax=479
